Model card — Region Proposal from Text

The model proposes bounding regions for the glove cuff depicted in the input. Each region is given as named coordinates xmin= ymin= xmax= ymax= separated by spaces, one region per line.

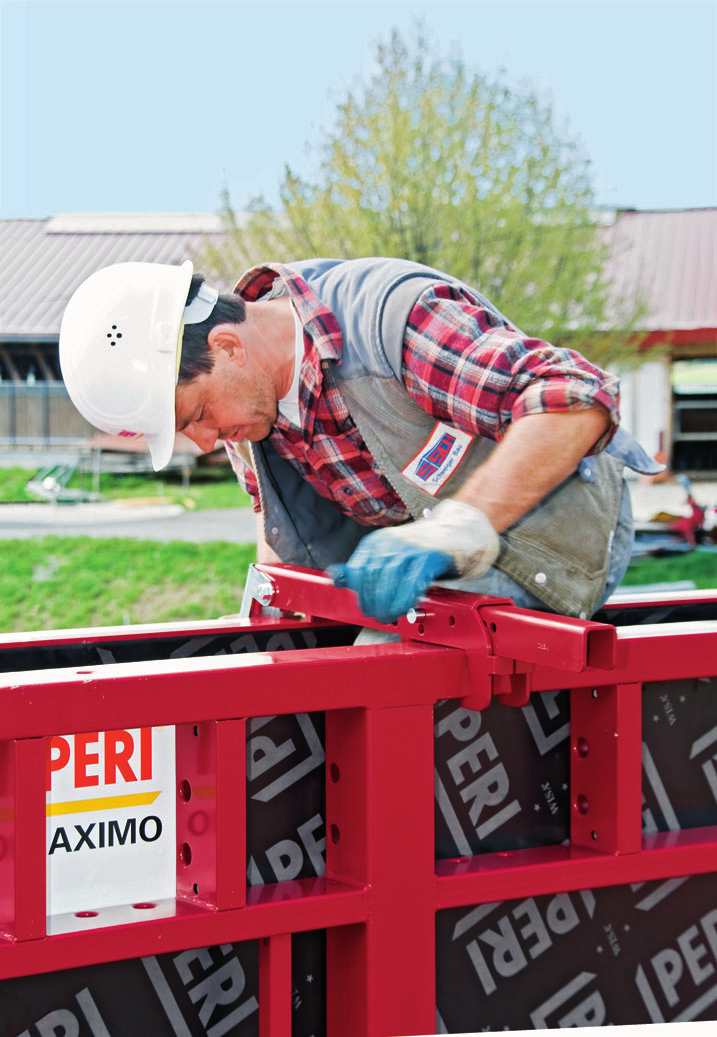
xmin=393 ymin=498 xmax=500 ymax=578
xmin=429 ymin=499 xmax=500 ymax=577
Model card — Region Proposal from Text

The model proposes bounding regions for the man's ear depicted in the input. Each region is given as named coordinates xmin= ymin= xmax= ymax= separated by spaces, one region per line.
xmin=207 ymin=323 xmax=246 ymax=364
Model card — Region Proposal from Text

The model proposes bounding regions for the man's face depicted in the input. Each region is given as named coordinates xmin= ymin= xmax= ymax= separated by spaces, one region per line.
xmin=175 ymin=332 xmax=278 ymax=453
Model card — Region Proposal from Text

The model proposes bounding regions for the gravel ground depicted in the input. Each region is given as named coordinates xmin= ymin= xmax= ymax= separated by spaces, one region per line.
xmin=1 ymin=477 xmax=715 ymax=541
xmin=0 ymin=501 xmax=257 ymax=542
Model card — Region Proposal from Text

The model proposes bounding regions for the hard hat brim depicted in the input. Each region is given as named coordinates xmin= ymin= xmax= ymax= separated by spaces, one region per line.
xmin=59 ymin=260 xmax=194 ymax=472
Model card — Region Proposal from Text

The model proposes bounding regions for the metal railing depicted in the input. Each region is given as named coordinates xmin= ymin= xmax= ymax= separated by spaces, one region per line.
xmin=1 ymin=567 xmax=717 ymax=1034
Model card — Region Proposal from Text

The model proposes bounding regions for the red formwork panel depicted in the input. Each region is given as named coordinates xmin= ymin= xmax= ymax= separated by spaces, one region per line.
xmin=0 ymin=566 xmax=717 ymax=1034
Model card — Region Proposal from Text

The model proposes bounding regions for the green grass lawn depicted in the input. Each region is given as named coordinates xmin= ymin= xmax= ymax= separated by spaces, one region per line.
xmin=619 ymin=548 xmax=717 ymax=590
xmin=0 ymin=466 xmax=250 ymax=509
xmin=0 ymin=536 xmax=256 ymax=633
xmin=1 ymin=467 xmax=716 ymax=634
xmin=0 ymin=467 xmax=257 ymax=632
xmin=0 ymin=534 xmax=714 ymax=635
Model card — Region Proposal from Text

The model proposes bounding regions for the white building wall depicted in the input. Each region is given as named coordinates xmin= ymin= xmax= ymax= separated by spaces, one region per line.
xmin=616 ymin=359 xmax=671 ymax=475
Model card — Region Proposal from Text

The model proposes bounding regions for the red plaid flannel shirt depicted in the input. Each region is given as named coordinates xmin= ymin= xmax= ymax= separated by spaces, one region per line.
xmin=226 ymin=264 xmax=620 ymax=525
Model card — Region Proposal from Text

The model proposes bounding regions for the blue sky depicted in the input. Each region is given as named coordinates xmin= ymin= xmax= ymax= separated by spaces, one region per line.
xmin=1 ymin=0 xmax=715 ymax=218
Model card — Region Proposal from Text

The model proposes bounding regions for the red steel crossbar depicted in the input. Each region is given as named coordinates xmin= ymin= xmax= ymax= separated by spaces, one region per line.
xmin=0 ymin=567 xmax=716 ymax=1035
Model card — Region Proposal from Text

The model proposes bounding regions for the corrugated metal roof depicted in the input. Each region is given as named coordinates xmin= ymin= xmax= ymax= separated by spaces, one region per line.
xmin=1 ymin=208 xmax=715 ymax=338
xmin=600 ymin=208 xmax=717 ymax=332
xmin=0 ymin=215 xmax=225 ymax=338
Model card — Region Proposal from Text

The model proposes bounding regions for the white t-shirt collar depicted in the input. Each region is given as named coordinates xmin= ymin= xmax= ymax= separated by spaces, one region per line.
xmin=277 ymin=302 xmax=303 ymax=427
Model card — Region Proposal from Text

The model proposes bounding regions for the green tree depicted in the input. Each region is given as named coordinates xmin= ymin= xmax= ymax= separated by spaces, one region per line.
xmin=200 ymin=24 xmax=647 ymax=367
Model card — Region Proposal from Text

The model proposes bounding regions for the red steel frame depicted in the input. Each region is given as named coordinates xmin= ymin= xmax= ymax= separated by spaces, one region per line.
xmin=0 ymin=564 xmax=717 ymax=1035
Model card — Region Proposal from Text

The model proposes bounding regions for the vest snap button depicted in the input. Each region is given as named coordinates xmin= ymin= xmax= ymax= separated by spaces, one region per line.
xmin=534 ymin=572 xmax=547 ymax=585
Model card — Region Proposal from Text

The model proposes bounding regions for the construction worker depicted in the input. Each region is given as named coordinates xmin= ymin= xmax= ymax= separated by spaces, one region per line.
xmin=59 ymin=258 xmax=661 ymax=623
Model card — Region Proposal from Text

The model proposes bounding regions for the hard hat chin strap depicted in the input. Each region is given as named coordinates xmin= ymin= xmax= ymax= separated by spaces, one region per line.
xmin=183 ymin=281 xmax=219 ymax=325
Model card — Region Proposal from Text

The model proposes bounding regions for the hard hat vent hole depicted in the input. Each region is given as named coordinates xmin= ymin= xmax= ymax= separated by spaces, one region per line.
xmin=106 ymin=324 xmax=124 ymax=347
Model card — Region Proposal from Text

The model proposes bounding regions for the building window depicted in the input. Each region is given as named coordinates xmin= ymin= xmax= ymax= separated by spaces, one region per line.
xmin=0 ymin=341 xmax=62 ymax=382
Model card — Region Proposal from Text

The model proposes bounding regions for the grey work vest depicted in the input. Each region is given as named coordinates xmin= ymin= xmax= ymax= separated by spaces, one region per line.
xmin=247 ymin=258 xmax=660 ymax=617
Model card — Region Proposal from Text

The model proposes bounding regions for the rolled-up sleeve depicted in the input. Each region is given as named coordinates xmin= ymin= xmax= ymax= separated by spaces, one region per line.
xmin=403 ymin=285 xmax=620 ymax=453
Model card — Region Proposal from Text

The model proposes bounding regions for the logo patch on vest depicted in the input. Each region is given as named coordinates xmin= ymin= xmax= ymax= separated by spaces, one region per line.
xmin=402 ymin=422 xmax=473 ymax=495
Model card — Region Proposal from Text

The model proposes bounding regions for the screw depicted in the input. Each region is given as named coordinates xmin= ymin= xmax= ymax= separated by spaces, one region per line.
xmin=406 ymin=607 xmax=428 ymax=624
xmin=255 ymin=579 xmax=275 ymax=607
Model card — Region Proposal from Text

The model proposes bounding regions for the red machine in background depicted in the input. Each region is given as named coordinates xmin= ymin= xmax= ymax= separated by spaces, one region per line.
xmin=1 ymin=565 xmax=717 ymax=1035
xmin=633 ymin=474 xmax=717 ymax=556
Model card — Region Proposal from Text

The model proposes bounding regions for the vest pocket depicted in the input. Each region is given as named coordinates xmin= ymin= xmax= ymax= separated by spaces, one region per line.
xmin=496 ymin=456 xmax=624 ymax=617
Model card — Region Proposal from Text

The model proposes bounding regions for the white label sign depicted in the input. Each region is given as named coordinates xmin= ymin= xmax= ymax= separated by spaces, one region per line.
xmin=401 ymin=421 xmax=474 ymax=496
xmin=46 ymin=726 xmax=176 ymax=918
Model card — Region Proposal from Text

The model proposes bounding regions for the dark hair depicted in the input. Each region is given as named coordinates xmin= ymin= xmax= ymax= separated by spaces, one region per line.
xmin=178 ymin=274 xmax=246 ymax=385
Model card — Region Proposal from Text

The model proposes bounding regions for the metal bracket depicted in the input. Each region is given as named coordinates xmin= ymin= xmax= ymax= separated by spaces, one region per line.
xmin=252 ymin=563 xmax=617 ymax=712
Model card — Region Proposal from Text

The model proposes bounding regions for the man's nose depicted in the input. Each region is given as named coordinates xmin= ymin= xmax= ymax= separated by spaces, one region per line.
xmin=182 ymin=423 xmax=219 ymax=453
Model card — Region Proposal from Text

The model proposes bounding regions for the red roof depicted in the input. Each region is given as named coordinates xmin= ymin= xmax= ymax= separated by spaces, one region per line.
xmin=0 ymin=214 xmax=225 ymax=338
xmin=601 ymin=208 xmax=717 ymax=333
xmin=0 ymin=209 xmax=715 ymax=338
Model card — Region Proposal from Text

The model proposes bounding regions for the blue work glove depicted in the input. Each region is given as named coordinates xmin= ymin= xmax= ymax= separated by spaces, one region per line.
xmin=329 ymin=532 xmax=455 ymax=624
xmin=328 ymin=499 xmax=500 ymax=624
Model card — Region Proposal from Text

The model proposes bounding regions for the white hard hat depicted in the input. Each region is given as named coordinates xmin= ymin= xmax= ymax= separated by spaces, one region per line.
xmin=59 ymin=260 xmax=218 ymax=471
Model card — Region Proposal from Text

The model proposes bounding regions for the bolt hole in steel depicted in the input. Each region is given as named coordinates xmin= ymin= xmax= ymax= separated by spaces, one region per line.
xmin=133 ymin=902 xmax=157 ymax=910
xmin=448 ymin=615 xmax=456 ymax=627
xmin=193 ymin=883 xmax=200 ymax=895
xmin=75 ymin=911 xmax=98 ymax=918
xmin=179 ymin=778 xmax=192 ymax=802
xmin=490 ymin=622 xmax=497 ymax=633
xmin=193 ymin=725 xmax=199 ymax=736
xmin=576 ymin=794 xmax=590 ymax=815
xmin=330 ymin=763 xmax=340 ymax=784
xmin=591 ymin=831 xmax=598 ymax=841
xmin=576 ymin=737 xmax=590 ymax=758
xmin=417 ymin=623 xmax=425 ymax=635
xmin=331 ymin=824 xmax=341 ymax=844
xmin=180 ymin=842 xmax=192 ymax=866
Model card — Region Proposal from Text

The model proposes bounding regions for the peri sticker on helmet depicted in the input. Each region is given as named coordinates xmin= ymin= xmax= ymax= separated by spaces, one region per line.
xmin=118 ymin=430 xmax=144 ymax=439
xmin=402 ymin=421 xmax=473 ymax=495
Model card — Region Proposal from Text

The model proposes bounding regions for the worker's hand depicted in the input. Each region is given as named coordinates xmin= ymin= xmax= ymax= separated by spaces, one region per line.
xmin=330 ymin=537 xmax=454 ymax=623
xmin=328 ymin=499 xmax=500 ymax=623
